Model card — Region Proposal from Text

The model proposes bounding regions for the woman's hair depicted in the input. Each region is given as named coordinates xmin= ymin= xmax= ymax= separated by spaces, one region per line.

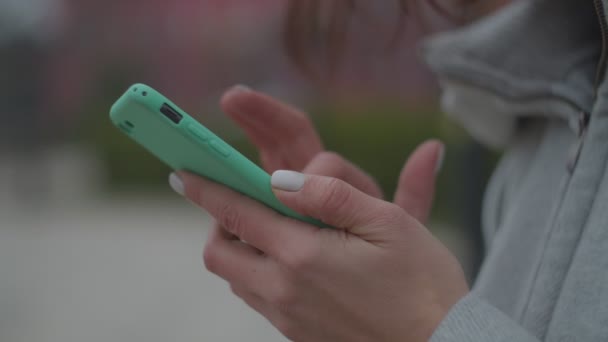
xmin=283 ymin=0 xmax=474 ymax=77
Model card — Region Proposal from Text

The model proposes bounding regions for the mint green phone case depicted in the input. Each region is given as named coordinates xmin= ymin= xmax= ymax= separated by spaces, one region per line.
xmin=110 ymin=83 xmax=323 ymax=227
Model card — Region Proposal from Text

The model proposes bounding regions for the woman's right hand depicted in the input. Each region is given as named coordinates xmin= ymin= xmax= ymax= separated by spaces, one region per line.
xmin=220 ymin=85 xmax=383 ymax=199
xmin=219 ymin=85 xmax=442 ymax=225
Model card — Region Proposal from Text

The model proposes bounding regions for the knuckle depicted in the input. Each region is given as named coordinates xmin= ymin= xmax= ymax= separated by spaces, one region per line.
xmin=270 ymin=280 xmax=298 ymax=314
xmin=282 ymin=243 xmax=321 ymax=272
xmin=217 ymin=202 xmax=245 ymax=237
xmin=290 ymin=120 xmax=314 ymax=144
xmin=373 ymin=203 xmax=408 ymax=226
xmin=318 ymin=178 xmax=353 ymax=214
xmin=316 ymin=151 xmax=344 ymax=166
xmin=313 ymin=151 xmax=346 ymax=176
xmin=291 ymin=111 xmax=312 ymax=129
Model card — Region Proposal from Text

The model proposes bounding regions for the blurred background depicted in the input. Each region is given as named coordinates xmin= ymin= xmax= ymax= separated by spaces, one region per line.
xmin=0 ymin=0 xmax=507 ymax=341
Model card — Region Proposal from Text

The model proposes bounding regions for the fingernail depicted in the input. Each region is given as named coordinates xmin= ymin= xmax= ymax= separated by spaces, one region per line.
xmin=169 ymin=173 xmax=185 ymax=196
xmin=226 ymin=84 xmax=251 ymax=97
xmin=271 ymin=170 xmax=306 ymax=192
xmin=435 ymin=145 xmax=446 ymax=175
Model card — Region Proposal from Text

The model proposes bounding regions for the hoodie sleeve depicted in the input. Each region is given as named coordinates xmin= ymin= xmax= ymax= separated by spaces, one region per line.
xmin=431 ymin=294 xmax=539 ymax=342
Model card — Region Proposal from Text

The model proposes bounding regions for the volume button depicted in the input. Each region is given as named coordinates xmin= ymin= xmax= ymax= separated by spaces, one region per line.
xmin=187 ymin=124 xmax=210 ymax=142
xmin=210 ymin=140 xmax=231 ymax=157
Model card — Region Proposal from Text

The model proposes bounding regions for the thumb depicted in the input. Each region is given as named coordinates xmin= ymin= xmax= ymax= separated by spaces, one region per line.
xmin=393 ymin=140 xmax=445 ymax=224
xmin=271 ymin=171 xmax=394 ymax=234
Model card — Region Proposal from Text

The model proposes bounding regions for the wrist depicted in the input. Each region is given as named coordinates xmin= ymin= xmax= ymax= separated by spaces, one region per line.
xmin=413 ymin=290 xmax=470 ymax=341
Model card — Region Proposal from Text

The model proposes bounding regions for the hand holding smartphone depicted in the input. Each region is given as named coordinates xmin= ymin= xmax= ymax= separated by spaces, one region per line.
xmin=109 ymin=83 xmax=323 ymax=227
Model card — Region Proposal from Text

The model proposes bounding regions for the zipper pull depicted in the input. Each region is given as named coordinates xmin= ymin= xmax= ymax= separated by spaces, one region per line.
xmin=567 ymin=111 xmax=590 ymax=173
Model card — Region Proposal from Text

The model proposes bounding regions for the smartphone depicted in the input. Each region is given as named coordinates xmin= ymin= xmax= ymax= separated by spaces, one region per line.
xmin=109 ymin=83 xmax=323 ymax=227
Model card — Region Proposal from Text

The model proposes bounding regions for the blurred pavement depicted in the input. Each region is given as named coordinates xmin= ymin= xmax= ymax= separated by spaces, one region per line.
xmin=0 ymin=195 xmax=287 ymax=342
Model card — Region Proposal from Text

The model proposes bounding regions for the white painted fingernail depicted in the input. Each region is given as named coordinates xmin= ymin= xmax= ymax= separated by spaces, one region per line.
xmin=435 ymin=145 xmax=446 ymax=175
xmin=226 ymin=84 xmax=251 ymax=96
xmin=169 ymin=173 xmax=185 ymax=196
xmin=271 ymin=170 xmax=306 ymax=192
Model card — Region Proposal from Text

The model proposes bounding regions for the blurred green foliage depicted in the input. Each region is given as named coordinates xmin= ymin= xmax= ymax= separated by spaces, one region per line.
xmin=82 ymin=99 xmax=497 ymax=223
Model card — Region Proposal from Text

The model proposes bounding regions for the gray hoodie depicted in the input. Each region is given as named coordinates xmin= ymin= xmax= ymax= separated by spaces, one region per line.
xmin=424 ymin=0 xmax=608 ymax=340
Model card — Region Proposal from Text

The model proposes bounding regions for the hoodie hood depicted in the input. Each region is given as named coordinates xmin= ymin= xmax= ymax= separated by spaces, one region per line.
xmin=422 ymin=0 xmax=602 ymax=147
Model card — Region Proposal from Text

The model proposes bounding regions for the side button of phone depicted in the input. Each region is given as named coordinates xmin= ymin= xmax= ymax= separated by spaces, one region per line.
xmin=187 ymin=124 xmax=210 ymax=142
xmin=210 ymin=140 xmax=231 ymax=158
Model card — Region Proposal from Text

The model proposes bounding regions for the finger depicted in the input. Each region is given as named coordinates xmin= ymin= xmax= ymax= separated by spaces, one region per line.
xmin=213 ymin=221 xmax=239 ymax=241
xmin=271 ymin=171 xmax=397 ymax=234
xmin=204 ymin=225 xmax=268 ymax=285
xmin=220 ymin=85 xmax=323 ymax=172
xmin=393 ymin=140 xmax=444 ymax=224
xmin=213 ymin=221 xmax=264 ymax=256
xmin=231 ymin=285 xmax=272 ymax=317
xmin=174 ymin=172 xmax=317 ymax=259
xmin=303 ymin=152 xmax=383 ymax=199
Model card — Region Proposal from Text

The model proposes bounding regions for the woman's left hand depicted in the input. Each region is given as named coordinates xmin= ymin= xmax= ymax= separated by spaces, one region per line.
xmin=172 ymin=167 xmax=469 ymax=341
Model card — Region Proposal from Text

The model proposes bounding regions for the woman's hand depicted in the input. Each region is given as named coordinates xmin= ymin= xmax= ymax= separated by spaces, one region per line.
xmin=171 ymin=169 xmax=468 ymax=341
xmin=220 ymin=85 xmax=383 ymax=199
xmin=170 ymin=101 xmax=466 ymax=341
xmin=168 ymin=85 xmax=467 ymax=341
xmin=220 ymin=85 xmax=443 ymax=223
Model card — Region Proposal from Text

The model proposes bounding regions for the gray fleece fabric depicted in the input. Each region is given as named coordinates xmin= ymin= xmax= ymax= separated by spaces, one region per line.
xmin=424 ymin=0 xmax=608 ymax=340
